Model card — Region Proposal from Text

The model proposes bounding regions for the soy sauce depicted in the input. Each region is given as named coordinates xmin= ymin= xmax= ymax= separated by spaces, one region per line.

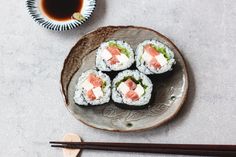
xmin=41 ymin=0 xmax=83 ymax=21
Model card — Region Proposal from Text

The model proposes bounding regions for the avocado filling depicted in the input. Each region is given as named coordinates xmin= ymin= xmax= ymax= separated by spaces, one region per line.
xmin=101 ymin=81 xmax=106 ymax=91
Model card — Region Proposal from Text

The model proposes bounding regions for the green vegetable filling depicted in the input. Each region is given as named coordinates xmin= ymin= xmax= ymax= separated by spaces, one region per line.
xmin=115 ymin=76 xmax=148 ymax=93
xmin=101 ymin=81 xmax=106 ymax=90
xmin=150 ymin=44 xmax=170 ymax=61
xmin=108 ymin=41 xmax=130 ymax=58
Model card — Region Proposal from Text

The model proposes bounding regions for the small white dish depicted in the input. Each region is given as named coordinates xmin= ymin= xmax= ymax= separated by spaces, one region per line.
xmin=26 ymin=0 xmax=96 ymax=31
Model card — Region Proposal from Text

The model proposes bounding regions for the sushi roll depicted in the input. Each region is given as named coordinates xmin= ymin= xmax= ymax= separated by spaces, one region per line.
xmin=96 ymin=40 xmax=135 ymax=71
xmin=112 ymin=70 xmax=153 ymax=107
xmin=73 ymin=69 xmax=111 ymax=106
xmin=136 ymin=40 xmax=175 ymax=74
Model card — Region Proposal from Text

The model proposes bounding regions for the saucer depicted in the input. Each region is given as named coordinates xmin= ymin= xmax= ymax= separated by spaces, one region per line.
xmin=26 ymin=0 xmax=96 ymax=31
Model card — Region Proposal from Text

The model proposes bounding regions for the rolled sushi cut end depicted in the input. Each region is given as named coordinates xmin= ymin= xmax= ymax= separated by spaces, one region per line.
xmin=112 ymin=70 xmax=153 ymax=107
xmin=136 ymin=40 xmax=176 ymax=74
xmin=96 ymin=40 xmax=135 ymax=71
xmin=73 ymin=69 xmax=111 ymax=106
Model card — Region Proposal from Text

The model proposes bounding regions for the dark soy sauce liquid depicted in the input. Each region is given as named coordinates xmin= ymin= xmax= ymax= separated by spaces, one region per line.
xmin=41 ymin=0 xmax=83 ymax=21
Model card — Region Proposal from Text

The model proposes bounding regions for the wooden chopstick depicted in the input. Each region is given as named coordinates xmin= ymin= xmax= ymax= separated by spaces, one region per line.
xmin=50 ymin=142 xmax=236 ymax=156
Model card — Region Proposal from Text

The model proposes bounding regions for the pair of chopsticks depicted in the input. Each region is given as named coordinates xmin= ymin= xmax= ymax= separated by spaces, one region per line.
xmin=50 ymin=141 xmax=236 ymax=156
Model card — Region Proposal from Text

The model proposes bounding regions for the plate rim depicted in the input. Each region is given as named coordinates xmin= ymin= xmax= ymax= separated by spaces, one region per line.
xmin=60 ymin=25 xmax=189 ymax=132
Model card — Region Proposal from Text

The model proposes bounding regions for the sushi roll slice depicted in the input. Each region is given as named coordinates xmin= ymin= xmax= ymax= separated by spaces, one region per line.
xmin=96 ymin=40 xmax=135 ymax=71
xmin=136 ymin=40 xmax=175 ymax=74
xmin=73 ymin=69 xmax=111 ymax=106
xmin=112 ymin=70 xmax=153 ymax=107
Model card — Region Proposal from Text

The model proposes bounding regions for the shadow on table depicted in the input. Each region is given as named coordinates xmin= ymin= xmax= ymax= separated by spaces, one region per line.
xmin=46 ymin=0 xmax=107 ymax=37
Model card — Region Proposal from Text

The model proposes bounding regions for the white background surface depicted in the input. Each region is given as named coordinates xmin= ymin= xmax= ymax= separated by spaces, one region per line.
xmin=0 ymin=0 xmax=236 ymax=156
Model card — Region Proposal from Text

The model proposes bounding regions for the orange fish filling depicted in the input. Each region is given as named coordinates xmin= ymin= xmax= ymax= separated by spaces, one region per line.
xmin=121 ymin=79 xmax=142 ymax=101
xmin=125 ymin=78 xmax=137 ymax=90
xmin=88 ymin=74 xmax=103 ymax=87
xmin=125 ymin=90 xmax=139 ymax=101
xmin=144 ymin=44 xmax=160 ymax=57
xmin=143 ymin=44 xmax=163 ymax=69
xmin=86 ymin=89 xmax=96 ymax=100
xmin=107 ymin=46 xmax=121 ymax=65
xmin=86 ymin=74 xmax=103 ymax=100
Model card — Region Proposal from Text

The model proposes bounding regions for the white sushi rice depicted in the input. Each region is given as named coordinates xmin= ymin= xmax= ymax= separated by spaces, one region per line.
xmin=112 ymin=70 xmax=153 ymax=106
xmin=74 ymin=69 xmax=111 ymax=106
xmin=96 ymin=40 xmax=135 ymax=71
xmin=136 ymin=39 xmax=176 ymax=74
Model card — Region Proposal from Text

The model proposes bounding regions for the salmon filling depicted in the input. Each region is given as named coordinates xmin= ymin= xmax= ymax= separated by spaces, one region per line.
xmin=101 ymin=42 xmax=130 ymax=65
xmin=86 ymin=90 xmax=96 ymax=100
xmin=125 ymin=78 xmax=137 ymax=90
xmin=144 ymin=44 xmax=160 ymax=56
xmin=117 ymin=77 xmax=146 ymax=101
xmin=143 ymin=44 xmax=168 ymax=69
xmin=125 ymin=90 xmax=139 ymax=101
xmin=82 ymin=74 xmax=104 ymax=100
xmin=107 ymin=46 xmax=121 ymax=64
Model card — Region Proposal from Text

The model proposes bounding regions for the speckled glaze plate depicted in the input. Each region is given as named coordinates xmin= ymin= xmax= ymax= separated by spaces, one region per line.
xmin=61 ymin=26 xmax=188 ymax=132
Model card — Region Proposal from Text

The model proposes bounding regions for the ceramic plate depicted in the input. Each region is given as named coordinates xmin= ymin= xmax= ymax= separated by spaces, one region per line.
xmin=26 ymin=0 xmax=96 ymax=31
xmin=61 ymin=26 xmax=188 ymax=132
